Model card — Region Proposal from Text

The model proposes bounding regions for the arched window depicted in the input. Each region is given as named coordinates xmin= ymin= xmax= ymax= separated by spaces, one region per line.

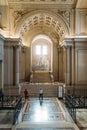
xmin=31 ymin=34 xmax=53 ymax=72
xmin=36 ymin=45 xmax=48 ymax=55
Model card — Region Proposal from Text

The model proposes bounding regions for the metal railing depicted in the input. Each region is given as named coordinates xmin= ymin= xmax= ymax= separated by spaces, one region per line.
xmin=0 ymin=95 xmax=22 ymax=125
xmin=65 ymin=92 xmax=87 ymax=123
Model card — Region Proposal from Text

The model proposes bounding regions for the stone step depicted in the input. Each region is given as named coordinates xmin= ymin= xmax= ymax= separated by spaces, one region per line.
xmin=30 ymin=71 xmax=53 ymax=83
xmin=21 ymin=84 xmax=60 ymax=97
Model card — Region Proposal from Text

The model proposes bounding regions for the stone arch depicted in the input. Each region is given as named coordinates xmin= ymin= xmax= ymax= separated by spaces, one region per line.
xmin=15 ymin=10 xmax=70 ymax=44
xmin=29 ymin=29 xmax=60 ymax=46
xmin=21 ymin=25 xmax=60 ymax=47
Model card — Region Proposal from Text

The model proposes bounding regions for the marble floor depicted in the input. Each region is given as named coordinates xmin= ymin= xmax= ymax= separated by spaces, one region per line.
xmin=16 ymin=98 xmax=79 ymax=130
xmin=23 ymin=98 xmax=65 ymax=122
xmin=0 ymin=110 xmax=13 ymax=124
xmin=0 ymin=98 xmax=87 ymax=130
xmin=76 ymin=109 xmax=87 ymax=130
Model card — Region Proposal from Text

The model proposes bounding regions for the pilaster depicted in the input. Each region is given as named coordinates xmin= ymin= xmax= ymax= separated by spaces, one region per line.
xmin=15 ymin=45 xmax=20 ymax=85
xmin=4 ymin=38 xmax=22 ymax=86
xmin=63 ymin=38 xmax=74 ymax=85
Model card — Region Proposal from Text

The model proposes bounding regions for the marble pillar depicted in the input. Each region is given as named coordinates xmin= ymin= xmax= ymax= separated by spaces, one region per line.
xmin=15 ymin=45 xmax=19 ymax=85
xmin=71 ymin=44 xmax=75 ymax=85
xmin=58 ymin=47 xmax=62 ymax=82
xmin=66 ymin=46 xmax=71 ymax=85
xmin=57 ymin=46 xmax=60 ymax=81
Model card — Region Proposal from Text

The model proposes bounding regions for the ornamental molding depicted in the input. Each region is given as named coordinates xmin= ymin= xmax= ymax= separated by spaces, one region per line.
xmin=62 ymin=38 xmax=74 ymax=47
xmin=57 ymin=9 xmax=71 ymax=27
xmin=19 ymin=13 xmax=65 ymax=39
xmin=8 ymin=0 xmax=76 ymax=5
xmin=14 ymin=9 xmax=34 ymax=27
xmin=13 ymin=10 xmax=70 ymax=44
xmin=4 ymin=37 xmax=22 ymax=47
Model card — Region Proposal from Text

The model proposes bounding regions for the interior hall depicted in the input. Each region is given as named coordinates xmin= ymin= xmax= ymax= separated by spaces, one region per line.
xmin=0 ymin=0 xmax=87 ymax=130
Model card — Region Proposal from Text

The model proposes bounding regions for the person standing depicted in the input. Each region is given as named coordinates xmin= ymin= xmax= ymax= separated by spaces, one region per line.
xmin=24 ymin=89 xmax=29 ymax=100
xmin=39 ymin=88 xmax=43 ymax=100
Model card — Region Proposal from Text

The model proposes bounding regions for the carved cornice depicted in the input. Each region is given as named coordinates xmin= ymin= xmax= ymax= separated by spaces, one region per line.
xmin=4 ymin=37 xmax=22 ymax=47
xmin=62 ymin=37 xmax=87 ymax=48
xmin=74 ymin=37 xmax=87 ymax=42
xmin=63 ymin=37 xmax=74 ymax=47
xmin=8 ymin=0 xmax=76 ymax=5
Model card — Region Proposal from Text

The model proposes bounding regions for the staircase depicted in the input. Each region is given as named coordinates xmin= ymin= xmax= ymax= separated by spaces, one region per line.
xmin=30 ymin=71 xmax=54 ymax=83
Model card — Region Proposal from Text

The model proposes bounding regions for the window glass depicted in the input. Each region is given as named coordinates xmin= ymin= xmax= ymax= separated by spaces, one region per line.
xmin=36 ymin=45 xmax=41 ymax=55
xmin=42 ymin=45 xmax=47 ymax=55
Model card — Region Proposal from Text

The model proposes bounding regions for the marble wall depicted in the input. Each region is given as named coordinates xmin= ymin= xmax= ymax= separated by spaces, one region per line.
xmin=64 ymin=37 xmax=87 ymax=85
xmin=76 ymin=9 xmax=87 ymax=35
xmin=75 ymin=39 xmax=87 ymax=85
xmin=4 ymin=45 xmax=13 ymax=85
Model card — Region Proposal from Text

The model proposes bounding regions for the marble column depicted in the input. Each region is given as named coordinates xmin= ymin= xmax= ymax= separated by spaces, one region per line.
xmin=8 ymin=46 xmax=11 ymax=85
xmin=58 ymin=47 xmax=62 ymax=82
xmin=71 ymin=44 xmax=75 ymax=85
xmin=66 ymin=46 xmax=71 ymax=85
xmin=15 ymin=45 xmax=19 ymax=85
xmin=63 ymin=47 xmax=66 ymax=83
xmin=13 ymin=46 xmax=16 ymax=85
xmin=2 ymin=46 xmax=4 ymax=89
xmin=57 ymin=46 xmax=60 ymax=81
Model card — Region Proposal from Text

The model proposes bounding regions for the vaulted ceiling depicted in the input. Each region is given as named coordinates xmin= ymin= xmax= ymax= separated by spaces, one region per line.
xmin=0 ymin=0 xmax=87 ymax=46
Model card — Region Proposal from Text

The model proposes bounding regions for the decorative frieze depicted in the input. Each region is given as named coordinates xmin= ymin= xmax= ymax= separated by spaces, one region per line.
xmin=8 ymin=0 xmax=76 ymax=4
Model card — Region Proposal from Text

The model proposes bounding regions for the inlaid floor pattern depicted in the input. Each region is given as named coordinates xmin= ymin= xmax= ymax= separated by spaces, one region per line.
xmin=23 ymin=98 xmax=65 ymax=122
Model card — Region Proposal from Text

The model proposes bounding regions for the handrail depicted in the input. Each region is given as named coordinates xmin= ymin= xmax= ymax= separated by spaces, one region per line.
xmin=0 ymin=95 xmax=22 ymax=125
xmin=65 ymin=94 xmax=87 ymax=123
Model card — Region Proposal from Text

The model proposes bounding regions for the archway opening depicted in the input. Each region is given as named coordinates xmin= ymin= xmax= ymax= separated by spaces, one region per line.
xmin=31 ymin=34 xmax=53 ymax=72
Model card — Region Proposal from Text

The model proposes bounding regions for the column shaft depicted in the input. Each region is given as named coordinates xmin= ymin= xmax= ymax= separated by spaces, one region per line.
xmin=15 ymin=46 xmax=19 ymax=85
xmin=71 ymin=45 xmax=75 ymax=85
xmin=66 ymin=46 xmax=71 ymax=85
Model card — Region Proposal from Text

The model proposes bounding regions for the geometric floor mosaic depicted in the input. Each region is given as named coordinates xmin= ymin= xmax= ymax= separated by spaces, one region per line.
xmin=23 ymin=98 xmax=65 ymax=122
